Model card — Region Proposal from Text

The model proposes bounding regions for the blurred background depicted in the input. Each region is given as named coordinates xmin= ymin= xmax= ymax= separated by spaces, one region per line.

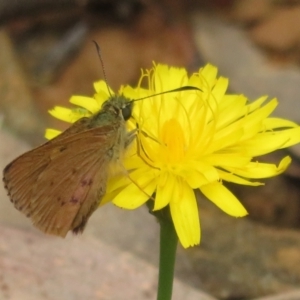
xmin=1 ymin=0 xmax=300 ymax=299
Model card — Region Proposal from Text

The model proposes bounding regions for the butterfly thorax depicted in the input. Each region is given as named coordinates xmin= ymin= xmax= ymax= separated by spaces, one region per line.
xmin=88 ymin=95 xmax=133 ymax=167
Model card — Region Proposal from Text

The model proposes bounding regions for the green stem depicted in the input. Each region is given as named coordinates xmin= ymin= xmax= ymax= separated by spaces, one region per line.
xmin=157 ymin=216 xmax=178 ymax=300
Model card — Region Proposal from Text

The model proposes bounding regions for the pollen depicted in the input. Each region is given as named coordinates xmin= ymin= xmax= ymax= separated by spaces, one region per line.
xmin=161 ymin=118 xmax=186 ymax=163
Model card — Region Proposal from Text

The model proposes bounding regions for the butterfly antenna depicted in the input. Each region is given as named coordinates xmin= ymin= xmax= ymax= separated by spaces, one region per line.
xmin=132 ymin=86 xmax=202 ymax=102
xmin=93 ymin=41 xmax=113 ymax=97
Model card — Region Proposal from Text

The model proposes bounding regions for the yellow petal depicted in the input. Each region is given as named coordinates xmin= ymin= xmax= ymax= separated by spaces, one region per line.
xmin=107 ymin=167 xmax=155 ymax=194
xmin=101 ymin=187 xmax=125 ymax=206
xmin=69 ymin=96 xmax=100 ymax=113
xmin=186 ymin=161 xmax=220 ymax=183
xmin=122 ymin=85 xmax=148 ymax=100
xmin=238 ymin=128 xmax=300 ymax=156
xmin=169 ymin=180 xmax=200 ymax=248
xmin=123 ymin=155 xmax=146 ymax=170
xmin=204 ymin=153 xmax=251 ymax=168
xmin=246 ymin=98 xmax=278 ymax=125
xmin=208 ymin=127 xmax=244 ymax=153
xmin=48 ymin=106 xmax=81 ymax=123
xmin=153 ymin=65 xmax=188 ymax=92
xmin=218 ymin=170 xmax=264 ymax=186
xmin=200 ymin=182 xmax=248 ymax=217
xmin=247 ymin=96 xmax=268 ymax=112
xmin=93 ymin=80 xmax=113 ymax=95
xmin=277 ymin=128 xmax=300 ymax=149
xmin=154 ymin=172 xmax=175 ymax=210
xmin=215 ymin=99 xmax=278 ymax=145
xmin=226 ymin=156 xmax=291 ymax=179
xmin=106 ymin=175 xmax=131 ymax=194
xmin=198 ymin=64 xmax=218 ymax=90
xmin=217 ymin=94 xmax=247 ymax=129
xmin=212 ymin=77 xmax=228 ymax=101
xmin=263 ymin=118 xmax=299 ymax=129
xmin=113 ymin=178 xmax=156 ymax=209
xmin=45 ymin=128 xmax=61 ymax=140
xmin=179 ymin=168 xmax=209 ymax=189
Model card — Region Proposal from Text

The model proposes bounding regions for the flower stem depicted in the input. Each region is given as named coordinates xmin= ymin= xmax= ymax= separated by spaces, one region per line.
xmin=157 ymin=216 xmax=178 ymax=300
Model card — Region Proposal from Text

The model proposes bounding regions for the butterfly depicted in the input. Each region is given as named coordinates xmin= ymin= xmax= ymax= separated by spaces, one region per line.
xmin=3 ymin=95 xmax=135 ymax=237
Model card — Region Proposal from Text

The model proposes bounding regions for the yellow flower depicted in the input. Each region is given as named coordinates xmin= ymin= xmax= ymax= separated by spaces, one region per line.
xmin=46 ymin=63 xmax=300 ymax=248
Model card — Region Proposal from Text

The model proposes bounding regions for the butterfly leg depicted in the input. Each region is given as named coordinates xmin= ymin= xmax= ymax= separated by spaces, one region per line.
xmin=125 ymin=129 xmax=137 ymax=148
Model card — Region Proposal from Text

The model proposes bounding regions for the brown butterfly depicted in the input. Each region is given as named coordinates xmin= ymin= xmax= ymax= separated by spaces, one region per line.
xmin=3 ymin=95 xmax=135 ymax=237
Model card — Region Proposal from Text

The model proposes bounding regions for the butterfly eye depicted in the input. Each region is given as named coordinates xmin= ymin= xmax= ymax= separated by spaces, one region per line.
xmin=121 ymin=102 xmax=133 ymax=121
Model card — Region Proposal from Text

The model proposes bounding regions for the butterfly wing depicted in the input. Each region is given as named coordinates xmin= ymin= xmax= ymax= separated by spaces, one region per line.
xmin=3 ymin=117 xmax=121 ymax=237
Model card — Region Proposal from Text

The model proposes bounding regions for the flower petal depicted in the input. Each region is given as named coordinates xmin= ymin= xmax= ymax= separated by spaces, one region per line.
xmin=45 ymin=128 xmax=61 ymax=140
xmin=218 ymin=169 xmax=264 ymax=186
xmin=263 ymin=118 xmax=299 ymax=129
xmin=69 ymin=96 xmax=100 ymax=114
xmin=155 ymin=172 xmax=175 ymax=210
xmin=238 ymin=128 xmax=300 ymax=156
xmin=169 ymin=180 xmax=200 ymax=248
xmin=48 ymin=106 xmax=83 ymax=123
xmin=154 ymin=64 xmax=188 ymax=92
xmin=225 ymin=156 xmax=291 ymax=179
xmin=94 ymin=80 xmax=113 ymax=95
xmin=200 ymin=182 xmax=248 ymax=217
xmin=113 ymin=178 xmax=156 ymax=209
xmin=186 ymin=161 xmax=220 ymax=183
xmin=204 ymin=153 xmax=251 ymax=168
xmin=179 ymin=168 xmax=209 ymax=189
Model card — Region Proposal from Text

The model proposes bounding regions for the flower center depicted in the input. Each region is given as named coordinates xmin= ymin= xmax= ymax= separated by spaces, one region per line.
xmin=161 ymin=118 xmax=185 ymax=163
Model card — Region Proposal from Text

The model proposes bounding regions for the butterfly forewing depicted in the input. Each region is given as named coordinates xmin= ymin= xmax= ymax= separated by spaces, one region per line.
xmin=3 ymin=117 xmax=121 ymax=237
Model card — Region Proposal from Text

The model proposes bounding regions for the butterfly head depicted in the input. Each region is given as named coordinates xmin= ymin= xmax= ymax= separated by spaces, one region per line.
xmin=102 ymin=95 xmax=133 ymax=121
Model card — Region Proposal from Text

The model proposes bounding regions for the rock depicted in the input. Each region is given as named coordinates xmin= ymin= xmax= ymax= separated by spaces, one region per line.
xmin=0 ymin=29 xmax=46 ymax=145
xmin=231 ymin=0 xmax=274 ymax=23
xmin=249 ymin=6 xmax=300 ymax=52
xmin=0 ymin=225 xmax=216 ymax=300
xmin=252 ymin=289 xmax=300 ymax=300
xmin=186 ymin=193 xmax=300 ymax=299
